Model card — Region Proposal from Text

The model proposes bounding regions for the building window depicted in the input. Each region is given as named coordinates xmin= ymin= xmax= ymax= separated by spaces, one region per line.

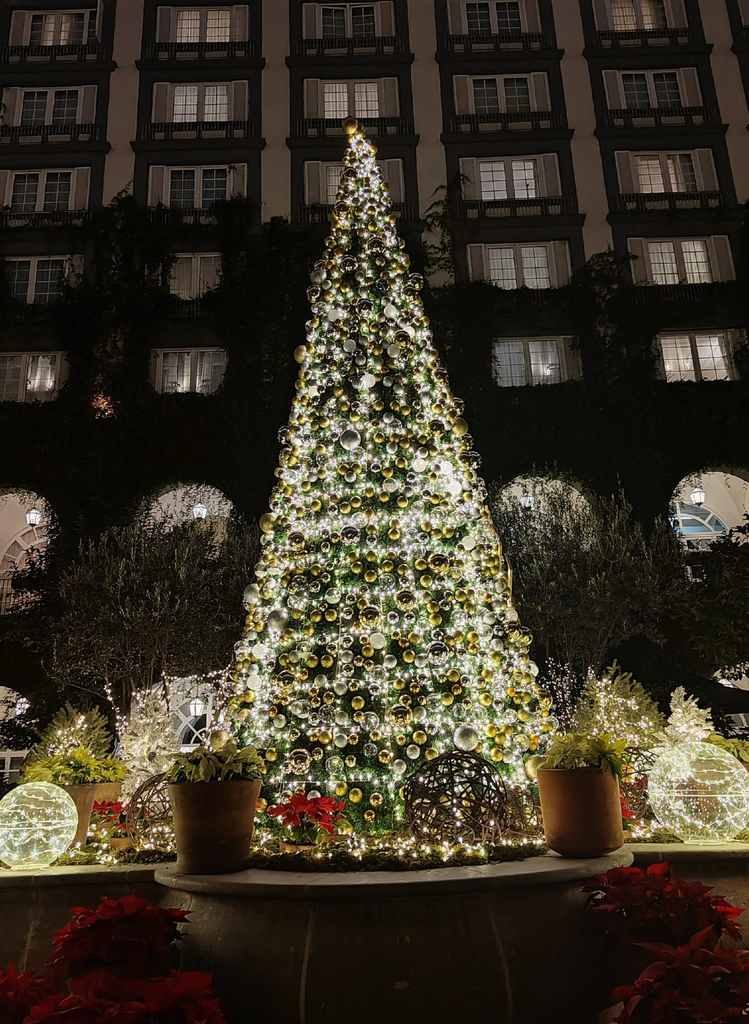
xmin=611 ymin=0 xmax=667 ymax=31
xmin=169 ymin=169 xmax=196 ymax=208
xmin=16 ymin=87 xmax=91 ymax=127
xmin=322 ymin=6 xmax=347 ymax=37
xmin=354 ymin=81 xmax=379 ymax=117
xmin=10 ymin=174 xmax=40 ymax=212
xmin=320 ymin=5 xmax=376 ymax=38
xmin=7 ymin=257 xmax=71 ymax=304
xmin=203 ymin=85 xmax=229 ymax=121
xmin=168 ymin=167 xmax=228 ymax=209
xmin=170 ymin=253 xmax=222 ymax=300
xmin=152 ymin=347 xmax=227 ymax=395
xmin=20 ymin=91 xmax=48 ymax=126
xmin=202 ymin=168 xmax=227 ymax=207
xmin=323 ymin=82 xmax=350 ymax=119
xmin=466 ymin=3 xmax=492 ymax=34
xmin=173 ymin=85 xmax=199 ymax=122
xmin=660 ymin=333 xmax=734 ymax=382
xmin=28 ymin=11 xmax=90 ymax=46
xmin=52 ymin=89 xmax=79 ymax=123
xmin=465 ymin=1 xmax=522 ymax=34
xmin=622 ymin=71 xmax=681 ymax=109
xmin=496 ymin=2 xmax=522 ymax=33
xmin=472 ymin=78 xmax=500 ymax=115
xmin=477 ymin=158 xmax=540 ymax=199
xmin=43 ymin=172 xmax=72 ymax=211
xmin=175 ymin=10 xmax=201 ymax=42
xmin=487 ymin=245 xmax=551 ymax=289
xmin=6 ymin=169 xmax=86 ymax=213
xmin=0 ymin=352 xmax=63 ymax=402
xmin=351 ymin=5 xmax=376 ymax=37
xmin=492 ymin=337 xmax=577 ymax=387
xmin=326 ymin=164 xmax=344 ymax=203
xmin=647 ymin=239 xmax=712 ymax=284
xmin=206 ymin=10 xmax=231 ymax=42
xmin=471 ymin=76 xmax=533 ymax=114
xmin=635 ymin=153 xmax=697 ymax=193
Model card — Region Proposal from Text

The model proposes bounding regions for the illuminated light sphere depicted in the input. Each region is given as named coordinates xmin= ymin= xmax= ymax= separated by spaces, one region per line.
xmin=0 ymin=783 xmax=77 ymax=870
xmin=648 ymin=741 xmax=749 ymax=843
xmin=453 ymin=725 xmax=480 ymax=752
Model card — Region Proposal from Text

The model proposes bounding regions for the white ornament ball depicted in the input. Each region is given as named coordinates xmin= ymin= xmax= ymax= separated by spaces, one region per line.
xmin=0 ymin=783 xmax=78 ymax=870
xmin=339 ymin=428 xmax=361 ymax=452
xmin=454 ymin=725 xmax=480 ymax=752
xmin=243 ymin=584 xmax=261 ymax=609
xmin=648 ymin=741 xmax=749 ymax=843
xmin=267 ymin=608 xmax=288 ymax=633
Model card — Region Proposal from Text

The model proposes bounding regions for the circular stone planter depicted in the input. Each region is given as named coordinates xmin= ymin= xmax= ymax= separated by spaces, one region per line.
xmin=157 ymin=848 xmax=632 ymax=1024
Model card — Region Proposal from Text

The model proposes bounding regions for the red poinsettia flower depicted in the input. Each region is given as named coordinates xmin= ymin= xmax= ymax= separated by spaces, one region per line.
xmin=92 ymin=801 xmax=124 ymax=819
xmin=268 ymin=793 xmax=345 ymax=835
xmin=136 ymin=972 xmax=227 ymax=1024
xmin=267 ymin=792 xmax=313 ymax=829
xmin=0 ymin=965 xmax=52 ymax=1024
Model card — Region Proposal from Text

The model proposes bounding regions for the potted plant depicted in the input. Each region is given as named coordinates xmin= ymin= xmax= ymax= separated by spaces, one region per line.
xmin=167 ymin=733 xmax=265 ymax=874
xmin=268 ymin=792 xmax=346 ymax=851
xmin=536 ymin=732 xmax=626 ymax=858
xmin=23 ymin=748 xmax=127 ymax=846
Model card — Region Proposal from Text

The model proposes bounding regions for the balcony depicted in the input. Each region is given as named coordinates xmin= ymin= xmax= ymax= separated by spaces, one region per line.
xmin=0 ymin=41 xmax=109 ymax=66
xmin=592 ymin=27 xmax=694 ymax=50
xmin=291 ymin=34 xmax=407 ymax=58
xmin=0 ymin=122 xmax=102 ymax=147
xmin=459 ymin=196 xmax=578 ymax=219
xmin=298 ymin=201 xmax=417 ymax=224
xmin=146 ymin=207 xmax=223 ymax=227
xmin=140 ymin=119 xmax=256 ymax=143
xmin=441 ymin=30 xmax=553 ymax=56
xmin=295 ymin=115 xmax=414 ymax=139
xmin=625 ymin=281 xmax=743 ymax=324
xmin=604 ymin=105 xmax=708 ymax=130
xmin=0 ymin=210 xmax=91 ymax=230
xmin=611 ymin=191 xmax=722 ymax=214
xmin=141 ymin=40 xmax=259 ymax=62
xmin=448 ymin=110 xmax=563 ymax=135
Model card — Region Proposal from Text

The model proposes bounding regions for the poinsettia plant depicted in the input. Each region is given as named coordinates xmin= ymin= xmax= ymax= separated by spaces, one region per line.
xmin=267 ymin=792 xmax=346 ymax=845
xmin=583 ymin=863 xmax=743 ymax=947
xmin=0 ymin=965 xmax=53 ymax=1024
xmin=91 ymin=801 xmax=128 ymax=840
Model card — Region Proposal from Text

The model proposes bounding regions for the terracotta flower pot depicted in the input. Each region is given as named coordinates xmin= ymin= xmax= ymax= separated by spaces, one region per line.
xmin=537 ymin=766 xmax=624 ymax=858
xmin=93 ymin=782 xmax=122 ymax=803
xmin=63 ymin=784 xmax=98 ymax=846
xmin=169 ymin=779 xmax=261 ymax=874
xmin=109 ymin=837 xmax=133 ymax=853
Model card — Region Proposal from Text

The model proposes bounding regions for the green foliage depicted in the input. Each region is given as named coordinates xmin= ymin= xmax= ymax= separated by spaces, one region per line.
xmin=23 ymin=746 xmax=126 ymax=785
xmin=167 ymin=740 xmax=265 ymax=784
xmin=543 ymin=732 xmax=626 ymax=778
xmin=708 ymin=734 xmax=749 ymax=764
xmin=573 ymin=663 xmax=665 ymax=767
xmin=31 ymin=702 xmax=112 ymax=758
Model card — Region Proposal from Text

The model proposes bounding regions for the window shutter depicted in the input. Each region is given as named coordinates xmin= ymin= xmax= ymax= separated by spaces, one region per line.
xmin=79 ymin=85 xmax=97 ymax=124
xmin=467 ymin=244 xmax=487 ymax=281
xmin=72 ymin=167 xmax=91 ymax=210
xmin=615 ymin=152 xmax=635 ymax=193
xmin=197 ymin=349 xmax=226 ymax=393
xmin=453 ymin=76 xmax=471 ymax=114
xmin=664 ymin=0 xmax=687 ymax=28
xmin=708 ymin=236 xmax=735 ymax=282
xmin=562 ymin=340 xmax=583 ymax=382
xmin=524 ymin=0 xmax=541 ymax=33
xmin=94 ymin=0 xmax=103 ymax=41
xmin=550 ymin=242 xmax=570 ymax=287
xmin=152 ymin=82 xmax=171 ymax=122
xmin=1 ymin=88 xmax=20 ymax=127
xmin=591 ymin=0 xmax=610 ymax=30
xmin=302 ymin=4 xmax=317 ymax=37
xmin=602 ymin=71 xmax=624 ymax=109
xmin=378 ymin=78 xmax=399 ymax=116
xmin=0 ymin=171 xmax=9 ymax=207
xmin=171 ymin=259 xmax=194 ymax=298
xmin=232 ymin=81 xmax=249 ymax=121
xmin=694 ymin=149 xmax=718 ymax=192
xmin=0 ymin=356 xmax=24 ymax=401
xmin=379 ymin=1 xmax=395 ymax=34
xmin=741 ymin=0 xmax=749 ymax=26
xmin=530 ymin=73 xmax=550 ymax=111
xmin=69 ymin=254 xmax=85 ymax=281
xmin=540 ymin=154 xmax=561 ymax=196
xmin=156 ymin=6 xmax=175 ymax=42
xmin=304 ymin=79 xmax=320 ymax=117
xmin=678 ymin=68 xmax=702 ymax=107
xmin=459 ymin=157 xmax=478 ymax=200
xmin=305 ymin=162 xmax=322 ymax=204
xmin=382 ymin=159 xmax=404 ymax=203
xmin=230 ymin=163 xmax=247 ymax=197
xmin=447 ymin=0 xmax=464 ymax=34
xmin=627 ymin=238 xmax=648 ymax=283
xmin=231 ymin=6 xmax=249 ymax=41
xmin=9 ymin=12 xmax=28 ymax=46
xmin=148 ymin=165 xmax=167 ymax=206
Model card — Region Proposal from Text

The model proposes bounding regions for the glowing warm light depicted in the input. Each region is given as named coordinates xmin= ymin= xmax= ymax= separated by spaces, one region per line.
xmin=0 ymin=783 xmax=78 ymax=870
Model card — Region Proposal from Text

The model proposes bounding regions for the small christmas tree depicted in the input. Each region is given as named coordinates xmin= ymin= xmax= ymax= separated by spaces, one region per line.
xmin=229 ymin=122 xmax=552 ymax=833
xmin=119 ymin=690 xmax=178 ymax=801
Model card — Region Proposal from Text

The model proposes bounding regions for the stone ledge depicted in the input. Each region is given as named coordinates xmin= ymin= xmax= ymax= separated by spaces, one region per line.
xmin=629 ymin=842 xmax=749 ymax=866
xmin=0 ymin=864 xmax=157 ymax=889
xmin=156 ymin=847 xmax=633 ymax=900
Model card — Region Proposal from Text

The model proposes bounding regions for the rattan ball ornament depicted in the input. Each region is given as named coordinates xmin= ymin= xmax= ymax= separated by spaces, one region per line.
xmin=126 ymin=773 xmax=174 ymax=852
xmin=403 ymin=751 xmax=508 ymax=843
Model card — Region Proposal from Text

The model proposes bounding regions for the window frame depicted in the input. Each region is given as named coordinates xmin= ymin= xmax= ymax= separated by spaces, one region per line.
xmin=468 ymin=74 xmax=536 ymax=114
xmin=169 ymin=252 xmax=223 ymax=300
xmin=632 ymin=151 xmax=698 ymax=194
xmin=174 ymin=7 xmax=232 ymax=44
xmin=491 ymin=336 xmax=578 ymax=387
xmin=610 ymin=0 xmax=668 ymax=32
xmin=151 ymin=346 xmax=228 ymax=395
xmin=0 ymin=350 xmax=65 ymax=402
xmin=320 ymin=4 xmax=378 ymax=39
xmin=463 ymin=1 xmax=525 ymax=35
xmin=18 ymin=87 xmax=82 ymax=126
xmin=646 ymin=238 xmax=713 ymax=285
xmin=485 ymin=243 xmax=554 ymax=289
xmin=658 ymin=331 xmax=736 ymax=382
xmin=476 ymin=156 xmax=542 ymax=200
xmin=4 ymin=255 xmax=74 ymax=305
xmin=621 ymin=69 xmax=683 ymax=109
xmin=7 ymin=169 xmax=75 ymax=213
xmin=26 ymin=9 xmax=94 ymax=46
xmin=166 ymin=165 xmax=231 ymax=210
xmin=320 ymin=79 xmax=382 ymax=119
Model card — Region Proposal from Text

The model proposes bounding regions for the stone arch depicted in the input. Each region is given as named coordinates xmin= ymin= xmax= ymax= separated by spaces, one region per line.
xmin=670 ymin=470 xmax=749 ymax=550
xmin=0 ymin=490 xmax=55 ymax=614
xmin=138 ymin=482 xmax=235 ymax=542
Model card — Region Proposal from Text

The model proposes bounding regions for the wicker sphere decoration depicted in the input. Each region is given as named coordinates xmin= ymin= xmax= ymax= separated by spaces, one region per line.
xmin=403 ymin=751 xmax=508 ymax=843
xmin=126 ymin=773 xmax=174 ymax=852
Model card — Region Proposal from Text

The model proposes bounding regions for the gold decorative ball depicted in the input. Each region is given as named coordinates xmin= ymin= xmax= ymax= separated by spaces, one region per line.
xmin=343 ymin=116 xmax=359 ymax=135
xmin=259 ymin=514 xmax=275 ymax=533
xmin=349 ymin=787 xmax=363 ymax=804
xmin=369 ymin=792 xmax=383 ymax=808
xmin=525 ymin=754 xmax=546 ymax=782
xmin=363 ymin=809 xmax=376 ymax=823
xmin=265 ymin=748 xmax=278 ymax=762
xmin=294 ymin=345 xmax=307 ymax=364
xmin=256 ymin=797 xmax=268 ymax=814
xmin=335 ymin=782 xmax=348 ymax=797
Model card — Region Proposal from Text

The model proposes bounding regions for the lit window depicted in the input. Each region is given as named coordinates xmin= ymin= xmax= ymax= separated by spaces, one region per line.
xmin=52 ymin=90 xmax=79 ymax=124
xmin=322 ymin=7 xmax=347 ymax=37
xmin=642 ymin=0 xmax=667 ymax=28
xmin=612 ymin=1 xmax=637 ymax=31
xmin=496 ymin=2 xmax=521 ymax=33
xmin=33 ymin=259 xmax=66 ymax=304
xmin=486 ymin=245 xmax=553 ymax=289
xmin=351 ymin=6 xmax=376 ymax=37
xmin=479 ymin=161 xmax=508 ymax=200
xmin=20 ymin=92 xmax=48 ymax=126
xmin=10 ymin=175 xmax=40 ymax=213
xmin=153 ymin=348 xmax=227 ymax=394
xmin=206 ymin=10 xmax=231 ymax=42
xmin=7 ymin=261 xmax=31 ymax=302
xmin=354 ymin=82 xmax=379 ymax=118
xmin=623 ymin=73 xmax=650 ymax=108
xmin=326 ymin=164 xmax=344 ymax=204
xmin=653 ymin=72 xmax=681 ymax=107
xmin=175 ymin=10 xmax=201 ymax=42
xmin=682 ymin=240 xmax=712 ymax=284
xmin=27 ymin=354 xmax=58 ymax=395
xmin=512 ymin=160 xmax=538 ymax=198
xmin=29 ymin=12 xmax=86 ymax=46
xmin=42 ymin=172 xmax=71 ymax=212
xmin=636 ymin=153 xmax=697 ymax=194
xmin=637 ymin=157 xmax=665 ymax=193
xmin=487 ymin=247 xmax=518 ymax=289
xmin=492 ymin=340 xmax=526 ymax=385
xmin=203 ymin=85 xmax=229 ymax=122
xmin=671 ymin=502 xmax=728 ymax=547
xmin=648 ymin=241 xmax=679 ymax=284
xmin=170 ymin=169 xmax=196 ymax=208
xmin=503 ymin=77 xmax=531 ymax=113
xmin=521 ymin=246 xmax=551 ymax=289
xmin=492 ymin=338 xmax=570 ymax=387
xmin=323 ymin=82 xmax=349 ymax=119
xmin=466 ymin=2 xmax=491 ymax=34
xmin=661 ymin=333 xmax=731 ymax=382
xmin=201 ymin=168 xmax=228 ymax=207
xmin=173 ymin=85 xmax=199 ymax=123
xmin=472 ymin=78 xmax=500 ymax=115
xmin=476 ymin=158 xmax=539 ymax=200
xmin=667 ymin=154 xmax=697 ymax=192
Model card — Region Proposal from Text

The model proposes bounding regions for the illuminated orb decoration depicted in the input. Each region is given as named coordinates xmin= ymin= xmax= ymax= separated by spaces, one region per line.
xmin=403 ymin=751 xmax=508 ymax=844
xmin=648 ymin=742 xmax=749 ymax=843
xmin=0 ymin=783 xmax=78 ymax=870
xmin=126 ymin=773 xmax=175 ymax=852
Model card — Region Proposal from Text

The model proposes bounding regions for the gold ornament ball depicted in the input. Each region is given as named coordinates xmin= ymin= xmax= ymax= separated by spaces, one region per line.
xmin=524 ymin=754 xmax=546 ymax=782
xmin=265 ymin=748 xmax=278 ymax=762
xmin=349 ymin=787 xmax=363 ymax=804
xmin=370 ymin=792 xmax=383 ymax=807
xmin=294 ymin=345 xmax=308 ymax=364
xmin=334 ymin=782 xmax=348 ymax=797
xmin=256 ymin=797 xmax=268 ymax=814
xmin=260 ymin=514 xmax=275 ymax=534
xmin=363 ymin=810 xmax=376 ymax=823
xmin=343 ymin=117 xmax=359 ymax=136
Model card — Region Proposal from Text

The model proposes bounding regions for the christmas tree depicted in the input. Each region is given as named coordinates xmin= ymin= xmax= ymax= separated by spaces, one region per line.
xmin=230 ymin=121 xmax=552 ymax=833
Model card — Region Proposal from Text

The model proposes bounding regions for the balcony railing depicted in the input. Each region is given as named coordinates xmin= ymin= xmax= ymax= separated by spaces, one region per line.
xmin=443 ymin=31 xmax=551 ymax=54
xmin=0 ymin=122 xmax=101 ymax=146
xmin=612 ymin=191 xmax=722 ymax=214
xmin=628 ymin=280 xmax=741 ymax=314
xmin=605 ymin=106 xmax=707 ymax=129
xmin=146 ymin=207 xmax=223 ymax=227
xmin=460 ymin=195 xmax=577 ymax=219
xmin=142 ymin=39 xmax=258 ymax=61
xmin=292 ymin=34 xmax=407 ymax=57
xmin=593 ymin=27 xmax=692 ymax=49
xmin=297 ymin=115 xmax=414 ymax=138
xmin=141 ymin=119 xmax=255 ymax=142
xmin=449 ymin=110 xmax=561 ymax=134
xmin=0 ymin=42 xmax=108 ymax=64
xmin=0 ymin=209 xmax=91 ymax=229
xmin=299 ymin=201 xmax=416 ymax=224
xmin=0 ymin=573 xmax=35 ymax=616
